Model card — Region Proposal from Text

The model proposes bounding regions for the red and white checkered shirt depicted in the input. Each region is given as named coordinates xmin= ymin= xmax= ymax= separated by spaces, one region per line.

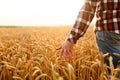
xmin=67 ymin=0 xmax=120 ymax=44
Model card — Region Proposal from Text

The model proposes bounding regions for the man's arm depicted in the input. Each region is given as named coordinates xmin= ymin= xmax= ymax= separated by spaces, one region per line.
xmin=57 ymin=0 xmax=98 ymax=61
xmin=67 ymin=0 xmax=97 ymax=44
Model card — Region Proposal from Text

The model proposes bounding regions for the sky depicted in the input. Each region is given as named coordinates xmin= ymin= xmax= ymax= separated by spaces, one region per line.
xmin=0 ymin=0 xmax=85 ymax=26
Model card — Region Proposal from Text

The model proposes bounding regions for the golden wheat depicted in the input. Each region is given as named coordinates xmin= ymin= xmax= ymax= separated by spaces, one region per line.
xmin=0 ymin=26 xmax=119 ymax=80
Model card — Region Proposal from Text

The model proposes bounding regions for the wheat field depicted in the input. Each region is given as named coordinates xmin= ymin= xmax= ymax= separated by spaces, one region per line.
xmin=0 ymin=26 xmax=119 ymax=80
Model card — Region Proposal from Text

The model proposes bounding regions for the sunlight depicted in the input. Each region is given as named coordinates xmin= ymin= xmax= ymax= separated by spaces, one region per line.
xmin=0 ymin=0 xmax=84 ymax=26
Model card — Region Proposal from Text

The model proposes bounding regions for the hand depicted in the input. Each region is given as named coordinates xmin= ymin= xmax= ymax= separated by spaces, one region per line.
xmin=57 ymin=40 xmax=74 ymax=61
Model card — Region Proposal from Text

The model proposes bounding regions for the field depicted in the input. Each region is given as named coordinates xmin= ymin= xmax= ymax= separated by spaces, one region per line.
xmin=0 ymin=26 xmax=119 ymax=80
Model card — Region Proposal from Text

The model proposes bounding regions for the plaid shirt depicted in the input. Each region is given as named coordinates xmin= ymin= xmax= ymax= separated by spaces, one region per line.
xmin=67 ymin=0 xmax=120 ymax=44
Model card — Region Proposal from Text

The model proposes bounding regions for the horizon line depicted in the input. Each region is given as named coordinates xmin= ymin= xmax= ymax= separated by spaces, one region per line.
xmin=0 ymin=24 xmax=73 ymax=27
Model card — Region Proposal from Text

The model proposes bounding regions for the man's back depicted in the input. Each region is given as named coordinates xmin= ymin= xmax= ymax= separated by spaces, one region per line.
xmin=95 ymin=0 xmax=120 ymax=34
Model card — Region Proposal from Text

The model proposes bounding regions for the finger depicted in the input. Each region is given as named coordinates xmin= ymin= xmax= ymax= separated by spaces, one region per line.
xmin=66 ymin=49 xmax=74 ymax=60
xmin=66 ymin=49 xmax=71 ymax=60
xmin=56 ymin=46 xmax=61 ymax=50
xmin=59 ymin=48 xmax=64 ymax=58
xmin=63 ymin=49 xmax=68 ymax=61
xmin=56 ymin=46 xmax=62 ymax=56
xmin=70 ymin=50 xmax=74 ymax=59
xmin=63 ymin=49 xmax=70 ymax=61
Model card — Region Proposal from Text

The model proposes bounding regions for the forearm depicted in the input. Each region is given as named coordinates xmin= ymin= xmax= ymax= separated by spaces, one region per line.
xmin=67 ymin=1 xmax=96 ymax=44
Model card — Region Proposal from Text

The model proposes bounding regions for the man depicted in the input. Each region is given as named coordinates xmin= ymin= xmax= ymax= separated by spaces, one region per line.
xmin=57 ymin=0 xmax=120 ymax=78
